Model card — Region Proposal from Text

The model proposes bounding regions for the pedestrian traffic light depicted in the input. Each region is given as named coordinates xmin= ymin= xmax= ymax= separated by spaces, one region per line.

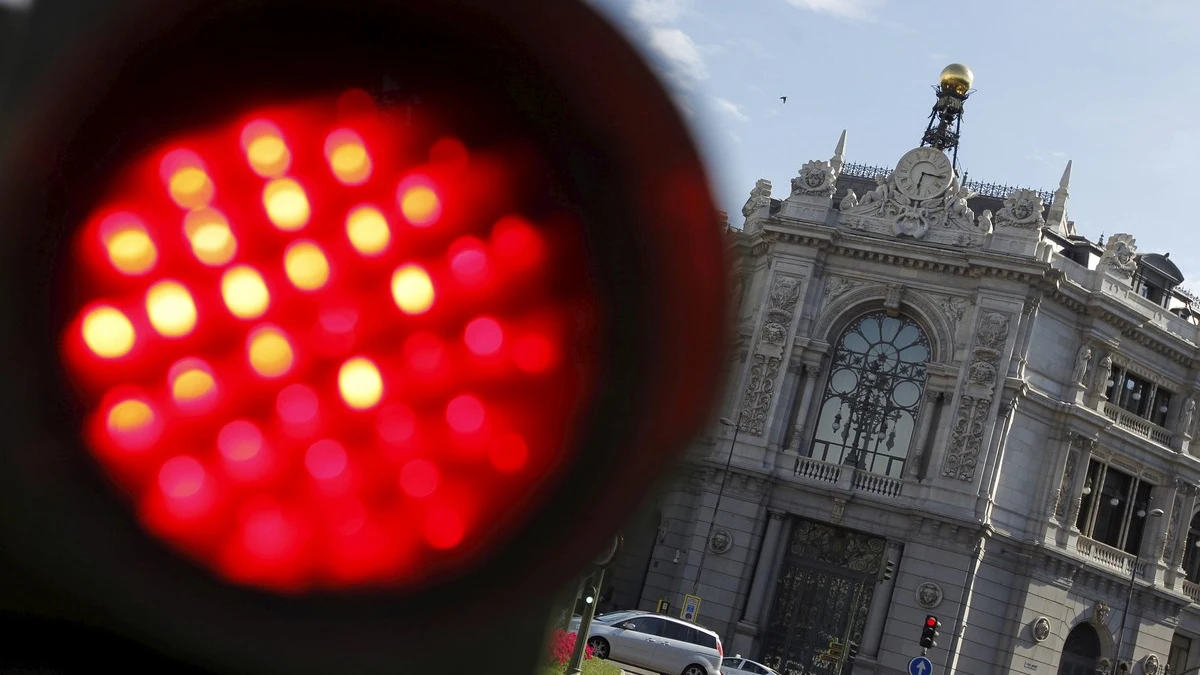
xmin=920 ymin=615 xmax=942 ymax=649
xmin=0 ymin=1 xmax=727 ymax=674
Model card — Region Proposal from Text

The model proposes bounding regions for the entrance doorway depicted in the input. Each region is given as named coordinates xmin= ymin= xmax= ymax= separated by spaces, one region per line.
xmin=759 ymin=518 xmax=886 ymax=675
xmin=1057 ymin=623 xmax=1102 ymax=675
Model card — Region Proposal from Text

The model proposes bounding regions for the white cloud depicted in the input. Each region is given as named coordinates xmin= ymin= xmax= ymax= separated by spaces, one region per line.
xmin=785 ymin=0 xmax=884 ymax=21
xmin=630 ymin=0 xmax=689 ymax=25
xmin=648 ymin=27 xmax=708 ymax=83
xmin=713 ymin=97 xmax=750 ymax=122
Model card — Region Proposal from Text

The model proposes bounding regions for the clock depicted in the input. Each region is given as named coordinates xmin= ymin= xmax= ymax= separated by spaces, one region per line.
xmin=893 ymin=147 xmax=953 ymax=201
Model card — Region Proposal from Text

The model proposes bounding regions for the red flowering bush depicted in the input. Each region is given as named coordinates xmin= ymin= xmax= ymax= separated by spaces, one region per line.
xmin=547 ymin=629 xmax=595 ymax=666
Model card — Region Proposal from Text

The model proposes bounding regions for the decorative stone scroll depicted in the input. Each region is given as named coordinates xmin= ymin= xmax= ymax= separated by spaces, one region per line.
xmin=942 ymin=311 xmax=1010 ymax=482
xmin=791 ymin=159 xmax=838 ymax=198
xmin=839 ymin=170 xmax=992 ymax=247
xmin=739 ymin=274 xmax=804 ymax=435
xmin=994 ymin=188 xmax=1046 ymax=230
xmin=1097 ymin=233 xmax=1138 ymax=280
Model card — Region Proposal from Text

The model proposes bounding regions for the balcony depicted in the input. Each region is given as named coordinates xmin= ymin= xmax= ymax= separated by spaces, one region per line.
xmin=1103 ymin=402 xmax=1173 ymax=447
xmin=1184 ymin=579 xmax=1200 ymax=605
xmin=1076 ymin=536 xmax=1144 ymax=578
xmin=792 ymin=456 xmax=904 ymax=498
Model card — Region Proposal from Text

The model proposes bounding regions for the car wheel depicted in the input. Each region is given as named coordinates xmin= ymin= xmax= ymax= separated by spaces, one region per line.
xmin=681 ymin=665 xmax=707 ymax=675
xmin=587 ymin=637 xmax=610 ymax=660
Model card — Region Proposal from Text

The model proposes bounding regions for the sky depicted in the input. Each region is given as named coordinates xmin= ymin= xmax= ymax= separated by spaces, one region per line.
xmin=588 ymin=0 xmax=1200 ymax=288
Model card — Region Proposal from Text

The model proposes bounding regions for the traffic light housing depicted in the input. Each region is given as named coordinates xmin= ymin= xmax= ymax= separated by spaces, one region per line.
xmin=881 ymin=559 xmax=896 ymax=581
xmin=0 ymin=1 xmax=728 ymax=674
xmin=920 ymin=615 xmax=941 ymax=650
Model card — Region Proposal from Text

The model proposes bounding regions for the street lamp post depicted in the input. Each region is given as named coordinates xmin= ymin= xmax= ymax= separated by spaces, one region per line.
xmin=691 ymin=412 xmax=742 ymax=597
xmin=1112 ymin=506 xmax=1164 ymax=675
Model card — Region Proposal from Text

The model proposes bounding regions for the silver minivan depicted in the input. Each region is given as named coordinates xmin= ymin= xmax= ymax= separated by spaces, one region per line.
xmin=569 ymin=610 xmax=723 ymax=675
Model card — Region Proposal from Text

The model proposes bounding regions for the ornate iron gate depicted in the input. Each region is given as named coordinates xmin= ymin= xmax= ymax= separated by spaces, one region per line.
xmin=759 ymin=518 xmax=885 ymax=675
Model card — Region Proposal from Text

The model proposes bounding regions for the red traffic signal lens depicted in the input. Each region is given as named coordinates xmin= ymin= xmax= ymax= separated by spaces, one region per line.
xmin=925 ymin=616 xmax=939 ymax=627
xmin=58 ymin=92 xmax=603 ymax=592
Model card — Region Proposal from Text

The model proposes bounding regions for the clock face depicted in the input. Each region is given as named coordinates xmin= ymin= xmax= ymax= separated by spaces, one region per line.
xmin=893 ymin=148 xmax=953 ymax=201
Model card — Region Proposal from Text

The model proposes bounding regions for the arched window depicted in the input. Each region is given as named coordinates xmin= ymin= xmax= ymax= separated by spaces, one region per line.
xmin=1056 ymin=623 xmax=1101 ymax=675
xmin=1182 ymin=511 xmax=1200 ymax=581
xmin=808 ymin=311 xmax=930 ymax=478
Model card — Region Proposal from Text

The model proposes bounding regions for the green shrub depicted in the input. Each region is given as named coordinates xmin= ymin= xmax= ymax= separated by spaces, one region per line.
xmin=538 ymin=658 xmax=624 ymax=675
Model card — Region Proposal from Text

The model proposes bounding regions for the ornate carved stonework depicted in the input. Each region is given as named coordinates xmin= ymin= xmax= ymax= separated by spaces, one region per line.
xmin=994 ymin=188 xmax=1046 ymax=229
xmin=742 ymin=179 xmax=773 ymax=218
xmin=1032 ymin=617 xmax=1051 ymax=643
xmin=884 ymin=283 xmax=905 ymax=314
xmin=823 ymin=276 xmax=863 ymax=305
xmin=710 ymin=528 xmax=733 ymax=555
xmin=831 ymin=498 xmax=846 ymax=525
xmin=1093 ymin=601 xmax=1111 ymax=626
xmin=943 ymin=312 xmax=1010 ymax=482
xmin=740 ymin=354 xmax=782 ymax=436
xmin=791 ymin=159 xmax=837 ymax=198
xmin=936 ymin=295 xmax=969 ymax=328
xmin=1097 ymin=233 xmax=1138 ymax=279
xmin=1095 ymin=353 xmax=1114 ymax=394
xmin=1145 ymin=654 xmax=1160 ymax=675
xmin=1165 ymin=484 xmax=1185 ymax=561
xmin=1072 ymin=344 xmax=1093 ymax=386
xmin=839 ymin=169 xmax=992 ymax=245
xmin=916 ymin=582 xmax=943 ymax=609
xmin=739 ymin=274 xmax=804 ymax=435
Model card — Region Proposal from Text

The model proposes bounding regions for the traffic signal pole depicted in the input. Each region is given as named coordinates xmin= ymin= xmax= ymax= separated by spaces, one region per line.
xmin=836 ymin=578 xmax=866 ymax=675
xmin=566 ymin=568 xmax=605 ymax=675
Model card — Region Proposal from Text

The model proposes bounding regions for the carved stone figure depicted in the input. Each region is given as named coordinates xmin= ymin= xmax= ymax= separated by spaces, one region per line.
xmin=916 ymin=582 xmax=943 ymax=609
xmin=1096 ymin=354 xmax=1113 ymax=393
xmin=976 ymin=312 xmax=1010 ymax=351
xmin=1097 ymin=233 xmax=1138 ymax=279
xmin=840 ymin=189 xmax=859 ymax=210
xmin=1145 ymin=654 xmax=1160 ymax=675
xmin=742 ymin=179 xmax=772 ymax=218
xmin=977 ymin=209 xmax=994 ymax=233
xmin=1182 ymin=396 xmax=1196 ymax=437
xmin=1072 ymin=344 xmax=1093 ymax=385
xmin=994 ymin=188 xmax=1046 ymax=229
xmin=1093 ymin=601 xmax=1111 ymax=626
xmin=791 ymin=160 xmax=836 ymax=197
xmin=761 ymin=322 xmax=787 ymax=345
xmin=709 ymin=529 xmax=733 ymax=554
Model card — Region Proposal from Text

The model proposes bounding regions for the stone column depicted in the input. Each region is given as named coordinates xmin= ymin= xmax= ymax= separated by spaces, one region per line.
xmin=781 ymin=365 xmax=818 ymax=470
xmin=1143 ymin=483 xmax=1175 ymax=585
xmin=906 ymin=390 xmax=944 ymax=480
xmin=1063 ymin=435 xmax=1096 ymax=547
xmin=1168 ymin=483 xmax=1199 ymax=589
xmin=1009 ymin=294 xmax=1041 ymax=379
xmin=730 ymin=510 xmax=789 ymax=656
xmin=861 ymin=541 xmax=902 ymax=658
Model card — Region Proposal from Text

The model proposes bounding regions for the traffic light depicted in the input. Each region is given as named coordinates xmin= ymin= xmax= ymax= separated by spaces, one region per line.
xmin=846 ymin=640 xmax=859 ymax=660
xmin=920 ymin=615 xmax=942 ymax=650
xmin=881 ymin=559 xmax=896 ymax=581
xmin=0 ymin=1 xmax=727 ymax=674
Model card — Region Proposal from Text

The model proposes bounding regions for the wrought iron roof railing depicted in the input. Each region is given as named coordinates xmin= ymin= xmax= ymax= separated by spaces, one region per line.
xmin=839 ymin=162 xmax=1055 ymax=206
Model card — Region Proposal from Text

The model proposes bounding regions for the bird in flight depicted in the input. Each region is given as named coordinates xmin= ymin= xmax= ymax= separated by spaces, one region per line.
xmin=780 ymin=96 xmax=787 ymax=104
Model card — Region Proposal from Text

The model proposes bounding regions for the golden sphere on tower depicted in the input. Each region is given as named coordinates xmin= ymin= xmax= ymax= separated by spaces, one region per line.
xmin=938 ymin=63 xmax=973 ymax=95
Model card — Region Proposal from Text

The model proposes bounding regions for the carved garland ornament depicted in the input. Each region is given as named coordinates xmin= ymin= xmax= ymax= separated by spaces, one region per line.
xmin=942 ymin=312 xmax=1010 ymax=482
xmin=839 ymin=171 xmax=991 ymax=243
xmin=739 ymin=274 xmax=803 ymax=435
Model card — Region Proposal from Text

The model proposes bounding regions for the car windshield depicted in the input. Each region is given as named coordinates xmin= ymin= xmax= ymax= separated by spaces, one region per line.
xmin=593 ymin=611 xmax=640 ymax=624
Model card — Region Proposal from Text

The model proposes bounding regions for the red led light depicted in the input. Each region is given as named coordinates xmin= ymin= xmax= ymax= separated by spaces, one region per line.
xmin=926 ymin=617 xmax=938 ymax=627
xmin=58 ymin=91 xmax=601 ymax=592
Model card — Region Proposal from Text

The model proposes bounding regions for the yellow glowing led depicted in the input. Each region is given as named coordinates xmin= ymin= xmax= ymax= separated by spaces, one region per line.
xmin=338 ymin=357 xmax=383 ymax=410
xmin=391 ymin=264 xmax=435 ymax=315
xmin=247 ymin=327 xmax=294 ymax=378
xmin=284 ymin=240 xmax=330 ymax=291
xmin=263 ymin=178 xmax=311 ymax=231
xmin=107 ymin=400 xmax=154 ymax=433
xmin=184 ymin=208 xmax=237 ymax=266
xmin=326 ymin=130 xmax=372 ymax=185
xmin=105 ymin=226 xmax=157 ymax=275
xmin=82 ymin=306 xmax=135 ymax=358
xmin=247 ymin=136 xmax=290 ymax=177
xmin=400 ymin=186 xmax=440 ymax=226
xmin=169 ymin=167 xmax=214 ymax=209
xmin=172 ymin=368 xmax=215 ymax=403
xmin=346 ymin=206 xmax=390 ymax=256
xmin=145 ymin=281 xmax=197 ymax=338
xmin=221 ymin=265 xmax=270 ymax=319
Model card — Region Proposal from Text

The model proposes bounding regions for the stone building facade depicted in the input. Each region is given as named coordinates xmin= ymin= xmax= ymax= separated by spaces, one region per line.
xmin=604 ymin=95 xmax=1200 ymax=675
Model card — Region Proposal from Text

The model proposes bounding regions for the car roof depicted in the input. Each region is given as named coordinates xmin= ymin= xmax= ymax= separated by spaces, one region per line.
xmin=616 ymin=611 xmax=720 ymax=637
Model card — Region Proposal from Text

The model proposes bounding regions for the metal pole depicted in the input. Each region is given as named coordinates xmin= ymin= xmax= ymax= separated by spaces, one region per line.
xmin=692 ymin=412 xmax=742 ymax=597
xmin=566 ymin=568 xmax=605 ymax=675
xmin=1112 ymin=555 xmax=1139 ymax=675
xmin=560 ymin=574 xmax=588 ymax=632
xmin=836 ymin=577 xmax=867 ymax=675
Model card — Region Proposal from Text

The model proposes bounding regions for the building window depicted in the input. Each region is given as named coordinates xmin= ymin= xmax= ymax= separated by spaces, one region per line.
xmin=1168 ymin=633 xmax=1192 ymax=675
xmin=1075 ymin=459 xmax=1153 ymax=555
xmin=1105 ymin=370 xmax=1172 ymax=427
xmin=809 ymin=311 xmax=930 ymax=479
xmin=1182 ymin=512 xmax=1200 ymax=582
